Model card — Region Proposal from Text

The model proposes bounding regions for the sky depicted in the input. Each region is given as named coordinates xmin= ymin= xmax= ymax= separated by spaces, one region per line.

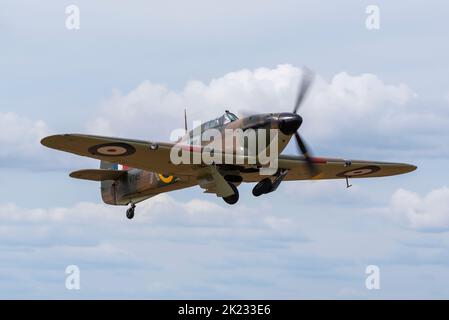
xmin=1 ymin=0 xmax=449 ymax=299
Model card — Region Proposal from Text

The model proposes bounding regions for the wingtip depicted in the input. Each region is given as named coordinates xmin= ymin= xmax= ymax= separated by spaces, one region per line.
xmin=402 ymin=163 xmax=417 ymax=174
xmin=40 ymin=135 xmax=55 ymax=147
xmin=40 ymin=134 xmax=60 ymax=148
xmin=40 ymin=134 xmax=73 ymax=148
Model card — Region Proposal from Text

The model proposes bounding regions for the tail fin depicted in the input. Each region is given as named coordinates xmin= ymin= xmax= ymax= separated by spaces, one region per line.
xmin=100 ymin=161 xmax=118 ymax=205
xmin=101 ymin=161 xmax=116 ymax=170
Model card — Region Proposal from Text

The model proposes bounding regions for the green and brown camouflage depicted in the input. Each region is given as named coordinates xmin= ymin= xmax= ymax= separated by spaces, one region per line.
xmin=41 ymin=110 xmax=416 ymax=215
xmin=99 ymin=160 xmax=191 ymax=205
xmin=90 ymin=111 xmax=299 ymax=206
xmin=184 ymin=111 xmax=294 ymax=154
xmin=41 ymin=66 xmax=418 ymax=219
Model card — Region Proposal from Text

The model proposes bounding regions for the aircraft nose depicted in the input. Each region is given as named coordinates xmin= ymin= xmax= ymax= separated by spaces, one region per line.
xmin=278 ymin=113 xmax=303 ymax=135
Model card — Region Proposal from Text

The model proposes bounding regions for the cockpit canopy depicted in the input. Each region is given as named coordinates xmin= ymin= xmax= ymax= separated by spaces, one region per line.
xmin=225 ymin=111 xmax=239 ymax=122
xmin=200 ymin=110 xmax=239 ymax=131
xmin=185 ymin=110 xmax=239 ymax=144
xmin=184 ymin=111 xmax=239 ymax=144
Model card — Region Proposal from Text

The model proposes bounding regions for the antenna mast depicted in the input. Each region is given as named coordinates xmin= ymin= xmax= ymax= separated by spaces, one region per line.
xmin=184 ymin=108 xmax=188 ymax=132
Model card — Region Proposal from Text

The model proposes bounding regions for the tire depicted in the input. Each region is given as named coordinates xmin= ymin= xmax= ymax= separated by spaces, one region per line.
xmin=252 ymin=178 xmax=273 ymax=197
xmin=126 ymin=208 xmax=135 ymax=219
xmin=223 ymin=183 xmax=239 ymax=205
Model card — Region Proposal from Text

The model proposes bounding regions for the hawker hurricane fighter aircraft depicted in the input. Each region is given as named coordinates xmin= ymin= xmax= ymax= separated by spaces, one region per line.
xmin=41 ymin=70 xmax=416 ymax=219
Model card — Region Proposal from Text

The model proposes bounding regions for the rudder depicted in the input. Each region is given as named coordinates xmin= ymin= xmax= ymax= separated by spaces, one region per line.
xmin=100 ymin=161 xmax=118 ymax=205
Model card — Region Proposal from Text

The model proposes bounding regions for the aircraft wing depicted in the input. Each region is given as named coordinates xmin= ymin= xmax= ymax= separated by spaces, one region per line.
xmin=41 ymin=134 xmax=199 ymax=176
xmin=42 ymin=134 xmax=416 ymax=183
xmin=240 ymin=155 xmax=416 ymax=182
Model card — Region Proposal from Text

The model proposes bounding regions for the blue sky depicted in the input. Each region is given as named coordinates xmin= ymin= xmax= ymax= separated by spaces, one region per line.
xmin=1 ymin=0 xmax=449 ymax=298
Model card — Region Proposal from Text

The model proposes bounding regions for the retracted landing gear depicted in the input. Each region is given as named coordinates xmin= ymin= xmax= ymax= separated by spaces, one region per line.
xmin=126 ymin=203 xmax=136 ymax=219
xmin=222 ymin=183 xmax=239 ymax=205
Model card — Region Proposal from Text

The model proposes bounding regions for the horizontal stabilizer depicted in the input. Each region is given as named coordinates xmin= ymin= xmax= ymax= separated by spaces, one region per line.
xmin=69 ymin=169 xmax=126 ymax=181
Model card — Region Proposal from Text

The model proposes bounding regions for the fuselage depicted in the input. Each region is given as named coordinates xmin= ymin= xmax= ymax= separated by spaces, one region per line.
xmin=100 ymin=111 xmax=301 ymax=205
xmin=180 ymin=111 xmax=301 ymax=157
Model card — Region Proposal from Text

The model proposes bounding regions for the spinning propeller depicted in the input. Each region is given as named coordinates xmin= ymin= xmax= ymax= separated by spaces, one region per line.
xmin=237 ymin=67 xmax=318 ymax=176
xmin=279 ymin=67 xmax=317 ymax=176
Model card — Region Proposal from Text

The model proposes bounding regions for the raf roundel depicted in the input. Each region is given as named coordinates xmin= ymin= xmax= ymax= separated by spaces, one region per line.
xmin=336 ymin=165 xmax=381 ymax=178
xmin=88 ymin=142 xmax=136 ymax=157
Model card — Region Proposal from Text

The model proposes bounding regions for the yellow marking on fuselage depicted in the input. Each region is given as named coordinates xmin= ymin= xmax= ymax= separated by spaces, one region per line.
xmin=158 ymin=174 xmax=174 ymax=183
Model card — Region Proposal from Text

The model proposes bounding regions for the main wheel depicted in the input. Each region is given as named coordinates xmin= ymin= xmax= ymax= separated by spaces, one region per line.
xmin=126 ymin=207 xmax=135 ymax=219
xmin=252 ymin=178 xmax=273 ymax=197
xmin=223 ymin=183 xmax=239 ymax=205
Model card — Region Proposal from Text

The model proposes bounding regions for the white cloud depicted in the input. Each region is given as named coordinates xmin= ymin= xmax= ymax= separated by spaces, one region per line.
xmin=85 ymin=64 xmax=449 ymax=159
xmin=302 ymin=72 xmax=415 ymax=138
xmin=0 ymin=194 xmax=313 ymax=298
xmin=0 ymin=112 xmax=94 ymax=169
xmin=283 ymin=179 xmax=376 ymax=206
xmin=2 ymin=189 xmax=449 ymax=298
xmin=386 ymin=187 xmax=449 ymax=232
xmin=0 ymin=112 xmax=49 ymax=157
xmin=89 ymin=65 xmax=414 ymax=138
xmin=5 ymin=65 xmax=438 ymax=170
xmin=0 ymin=193 xmax=307 ymax=245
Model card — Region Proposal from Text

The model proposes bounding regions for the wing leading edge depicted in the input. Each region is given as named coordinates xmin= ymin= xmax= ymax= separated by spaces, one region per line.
xmin=41 ymin=134 xmax=416 ymax=183
xmin=278 ymin=155 xmax=416 ymax=181
xmin=41 ymin=134 xmax=197 ymax=177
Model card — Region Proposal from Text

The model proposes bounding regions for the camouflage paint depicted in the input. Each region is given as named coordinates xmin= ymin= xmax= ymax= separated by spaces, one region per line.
xmin=100 ymin=161 xmax=180 ymax=205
